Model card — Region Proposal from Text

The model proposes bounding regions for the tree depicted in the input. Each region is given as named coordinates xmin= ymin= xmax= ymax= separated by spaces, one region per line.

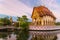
xmin=22 ymin=15 xmax=28 ymax=22
xmin=17 ymin=17 xmax=22 ymax=27
xmin=55 ymin=22 xmax=60 ymax=25
xmin=9 ymin=16 xmax=13 ymax=25
xmin=16 ymin=30 xmax=29 ymax=40
xmin=0 ymin=18 xmax=4 ymax=26
xmin=17 ymin=15 xmax=29 ymax=29
xmin=0 ymin=16 xmax=11 ymax=26
xmin=3 ymin=16 xmax=11 ymax=25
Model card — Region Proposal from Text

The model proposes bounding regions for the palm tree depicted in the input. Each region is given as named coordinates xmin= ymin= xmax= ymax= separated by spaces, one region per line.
xmin=0 ymin=18 xmax=4 ymax=26
xmin=22 ymin=15 xmax=28 ymax=22
xmin=3 ymin=16 xmax=11 ymax=25
xmin=17 ymin=17 xmax=22 ymax=27
xmin=17 ymin=15 xmax=29 ymax=29
xmin=10 ymin=16 xmax=13 ymax=25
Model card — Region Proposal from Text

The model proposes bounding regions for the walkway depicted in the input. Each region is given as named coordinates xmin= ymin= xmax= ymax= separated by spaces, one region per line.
xmin=0 ymin=26 xmax=60 ymax=31
xmin=29 ymin=26 xmax=60 ymax=30
xmin=0 ymin=26 xmax=15 ymax=29
xmin=0 ymin=26 xmax=20 ymax=30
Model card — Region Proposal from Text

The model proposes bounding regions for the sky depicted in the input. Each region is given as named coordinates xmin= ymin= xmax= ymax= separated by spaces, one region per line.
xmin=0 ymin=0 xmax=60 ymax=22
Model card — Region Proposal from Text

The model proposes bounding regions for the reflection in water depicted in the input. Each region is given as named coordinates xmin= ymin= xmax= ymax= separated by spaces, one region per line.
xmin=29 ymin=31 xmax=58 ymax=40
xmin=0 ymin=30 xmax=60 ymax=40
xmin=31 ymin=34 xmax=57 ymax=40
xmin=14 ymin=30 xmax=29 ymax=40
xmin=0 ymin=32 xmax=12 ymax=40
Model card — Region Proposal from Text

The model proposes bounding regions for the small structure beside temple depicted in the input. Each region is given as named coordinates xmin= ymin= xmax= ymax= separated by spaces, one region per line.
xmin=31 ymin=6 xmax=56 ymax=26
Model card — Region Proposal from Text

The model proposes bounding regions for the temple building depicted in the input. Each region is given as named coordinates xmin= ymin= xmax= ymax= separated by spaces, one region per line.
xmin=31 ymin=6 xmax=56 ymax=26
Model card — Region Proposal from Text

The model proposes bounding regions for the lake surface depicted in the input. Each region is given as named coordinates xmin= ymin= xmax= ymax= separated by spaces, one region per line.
xmin=0 ymin=30 xmax=60 ymax=40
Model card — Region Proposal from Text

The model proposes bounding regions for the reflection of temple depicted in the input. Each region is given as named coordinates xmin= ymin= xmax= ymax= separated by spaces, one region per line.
xmin=31 ymin=6 xmax=56 ymax=26
xmin=29 ymin=31 xmax=57 ymax=40
xmin=31 ymin=34 xmax=57 ymax=40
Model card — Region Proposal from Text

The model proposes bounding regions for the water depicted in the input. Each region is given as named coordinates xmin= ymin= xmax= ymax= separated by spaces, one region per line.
xmin=0 ymin=30 xmax=60 ymax=40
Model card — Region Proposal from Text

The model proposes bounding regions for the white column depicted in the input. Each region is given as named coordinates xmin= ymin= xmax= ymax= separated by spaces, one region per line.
xmin=43 ymin=20 xmax=45 ymax=26
xmin=46 ymin=20 xmax=47 ymax=26
xmin=41 ymin=20 xmax=44 ymax=26
xmin=45 ymin=20 xmax=46 ymax=26
xmin=47 ymin=19 xmax=49 ymax=25
xmin=48 ymin=20 xmax=50 ymax=25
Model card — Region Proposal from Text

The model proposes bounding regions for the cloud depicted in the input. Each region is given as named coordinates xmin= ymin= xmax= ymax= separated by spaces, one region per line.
xmin=0 ymin=0 xmax=33 ymax=19
xmin=0 ymin=0 xmax=60 ymax=22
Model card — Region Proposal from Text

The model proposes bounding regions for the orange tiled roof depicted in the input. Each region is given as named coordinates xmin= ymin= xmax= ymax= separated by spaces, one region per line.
xmin=32 ymin=6 xmax=56 ymax=19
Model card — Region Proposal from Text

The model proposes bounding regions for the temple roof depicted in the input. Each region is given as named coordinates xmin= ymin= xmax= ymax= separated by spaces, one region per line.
xmin=32 ymin=6 xmax=56 ymax=19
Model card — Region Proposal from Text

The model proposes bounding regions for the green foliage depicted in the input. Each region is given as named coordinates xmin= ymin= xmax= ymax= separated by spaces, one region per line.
xmin=16 ymin=30 xmax=29 ymax=40
xmin=55 ymin=22 xmax=60 ymax=25
xmin=14 ymin=22 xmax=19 ymax=27
xmin=17 ymin=15 xmax=29 ymax=29
xmin=22 ymin=15 xmax=28 ymax=22
xmin=0 ymin=33 xmax=8 ymax=39
xmin=0 ymin=23 xmax=3 ymax=26
xmin=0 ymin=16 xmax=11 ymax=26
xmin=3 ymin=17 xmax=11 ymax=25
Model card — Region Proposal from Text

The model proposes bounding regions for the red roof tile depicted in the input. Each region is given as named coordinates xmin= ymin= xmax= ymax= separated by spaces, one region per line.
xmin=32 ymin=6 xmax=56 ymax=19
